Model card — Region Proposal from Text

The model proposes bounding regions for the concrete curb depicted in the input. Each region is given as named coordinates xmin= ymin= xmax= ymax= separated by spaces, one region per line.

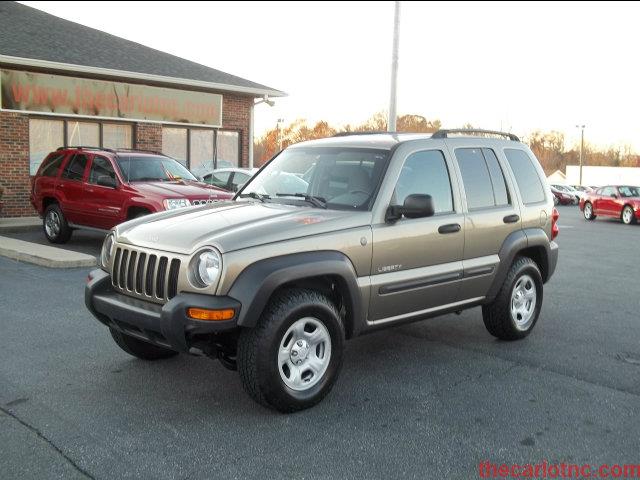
xmin=0 ymin=236 xmax=97 ymax=268
xmin=0 ymin=217 xmax=41 ymax=233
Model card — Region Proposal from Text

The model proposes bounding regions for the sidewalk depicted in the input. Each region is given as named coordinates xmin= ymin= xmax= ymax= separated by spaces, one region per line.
xmin=0 ymin=236 xmax=96 ymax=268
xmin=0 ymin=216 xmax=41 ymax=233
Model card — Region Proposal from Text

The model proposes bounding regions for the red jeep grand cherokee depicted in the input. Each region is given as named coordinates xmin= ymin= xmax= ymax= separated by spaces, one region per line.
xmin=31 ymin=147 xmax=233 ymax=243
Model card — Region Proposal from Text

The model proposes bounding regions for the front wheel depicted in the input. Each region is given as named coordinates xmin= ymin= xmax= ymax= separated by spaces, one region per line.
xmin=482 ymin=256 xmax=543 ymax=341
xmin=237 ymin=289 xmax=344 ymax=413
xmin=583 ymin=202 xmax=596 ymax=220
xmin=622 ymin=206 xmax=636 ymax=225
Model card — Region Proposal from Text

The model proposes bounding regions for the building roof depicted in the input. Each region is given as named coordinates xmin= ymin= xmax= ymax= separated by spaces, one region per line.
xmin=0 ymin=2 xmax=284 ymax=97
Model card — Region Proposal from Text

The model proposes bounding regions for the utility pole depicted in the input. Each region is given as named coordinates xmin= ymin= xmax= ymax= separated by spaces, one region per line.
xmin=576 ymin=125 xmax=585 ymax=186
xmin=277 ymin=118 xmax=284 ymax=151
xmin=388 ymin=1 xmax=400 ymax=132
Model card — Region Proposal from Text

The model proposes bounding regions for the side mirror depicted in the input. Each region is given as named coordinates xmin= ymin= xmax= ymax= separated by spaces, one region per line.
xmin=385 ymin=194 xmax=435 ymax=222
xmin=97 ymin=175 xmax=117 ymax=188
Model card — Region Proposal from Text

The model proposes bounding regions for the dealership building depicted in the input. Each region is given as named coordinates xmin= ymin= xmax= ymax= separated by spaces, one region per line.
xmin=0 ymin=2 xmax=284 ymax=217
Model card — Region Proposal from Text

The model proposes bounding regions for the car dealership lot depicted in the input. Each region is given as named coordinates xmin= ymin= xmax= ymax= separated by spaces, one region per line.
xmin=1 ymin=206 xmax=639 ymax=480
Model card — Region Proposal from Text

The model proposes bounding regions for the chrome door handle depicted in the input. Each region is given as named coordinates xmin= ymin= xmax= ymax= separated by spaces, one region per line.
xmin=438 ymin=223 xmax=461 ymax=234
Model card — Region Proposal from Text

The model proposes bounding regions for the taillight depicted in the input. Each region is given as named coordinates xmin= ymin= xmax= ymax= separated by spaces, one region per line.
xmin=551 ymin=207 xmax=560 ymax=240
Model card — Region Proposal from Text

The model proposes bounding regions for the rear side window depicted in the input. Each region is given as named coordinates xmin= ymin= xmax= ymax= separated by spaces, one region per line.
xmin=88 ymin=156 xmax=116 ymax=184
xmin=455 ymin=148 xmax=510 ymax=210
xmin=394 ymin=150 xmax=453 ymax=214
xmin=61 ymin=154 xmax=89 ymax=181
xmin=504 ymin=149 xmax=546 ymax=204
xmin=40 ymin=154 xmax=65 ymax=178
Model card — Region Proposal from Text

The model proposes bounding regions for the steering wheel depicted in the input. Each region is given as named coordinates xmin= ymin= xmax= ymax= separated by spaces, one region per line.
xmin=349 ymin=190 xmax=370 ymax=196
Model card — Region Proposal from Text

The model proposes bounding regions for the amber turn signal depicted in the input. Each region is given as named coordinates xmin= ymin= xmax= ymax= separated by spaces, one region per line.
xmin=187 ymin=308 xmax=235 ymax=321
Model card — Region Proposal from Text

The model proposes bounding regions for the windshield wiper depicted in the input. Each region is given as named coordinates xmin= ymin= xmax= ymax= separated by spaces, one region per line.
xmin=238 ymin=192 xmax=270 ymax=202
xmin=276 ymin=193 xmax=327 ymax=209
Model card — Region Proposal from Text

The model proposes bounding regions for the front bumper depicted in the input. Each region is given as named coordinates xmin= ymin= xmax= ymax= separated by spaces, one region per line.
xmin=85 ymin=269 xmax=241 ymax=352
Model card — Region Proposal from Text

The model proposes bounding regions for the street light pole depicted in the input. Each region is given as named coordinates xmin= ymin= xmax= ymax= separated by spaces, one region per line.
xmin=576 ymin=125 xmax=585 ymax=186
xmin=388 ymin=1 xmax=400 ymax=132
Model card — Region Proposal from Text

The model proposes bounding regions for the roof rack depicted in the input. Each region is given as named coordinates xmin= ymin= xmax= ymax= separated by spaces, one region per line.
xmin=431 ymin=129 xmax=520 ymax=142
xmin=57 ymin=145 xmax=114 ymax=152
xmin=332 ymin=131 xmax=393 ymax=137
xmin=113 ymin=148 xmax=164 ymax=155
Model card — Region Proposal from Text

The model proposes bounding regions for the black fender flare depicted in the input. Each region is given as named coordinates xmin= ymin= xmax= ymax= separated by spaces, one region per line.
xmin=485 ymin=228 xmax=558 ymax=301
xmin=228 ymin=251 xmax=364 ymax=337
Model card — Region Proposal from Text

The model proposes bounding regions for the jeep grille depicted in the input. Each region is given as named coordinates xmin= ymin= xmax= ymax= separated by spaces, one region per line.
xmin=111 ymin=246 xmax=180 ymax=303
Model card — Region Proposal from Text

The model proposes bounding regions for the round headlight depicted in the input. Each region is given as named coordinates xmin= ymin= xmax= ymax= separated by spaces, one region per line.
xmin=191 ymin=248 xmax=222 ymax=288
xmin=101 ymin=233 xmax=115 ymax=268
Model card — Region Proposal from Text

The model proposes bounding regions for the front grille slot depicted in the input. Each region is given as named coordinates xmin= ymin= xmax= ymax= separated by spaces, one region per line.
xmin=112 ymin=248 xmax=122 ymax=287
xmin=168 ymin=259 xmax=180 ymax=299
xmin=145 ymin=255 xmax=157 ymax=296
xmin=110 ymin=246 xmax=181 ymax=304
xmin=156 ymin=257 xmax=168 ymax=299
xmin=135 ymin=253 xmax=146 ymax=293
xmin=118 ymin=250 xmax=129 ymax=289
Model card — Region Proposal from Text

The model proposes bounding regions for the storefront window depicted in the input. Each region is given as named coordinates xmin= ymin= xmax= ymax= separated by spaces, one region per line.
xmin=67 ymin=121 xmax=99 ymax=147
xmin=189 ymin=129 xmax=215 ymax=178
xmin=29 ymin=119 xmax=64 ymax=175
xmin=217 ymin=130 xmax=240 ymax=168
xmin=103 ymin=124 xmax=133 ymax=149
xmin=162 ymin=127 xmax=188 ymax=165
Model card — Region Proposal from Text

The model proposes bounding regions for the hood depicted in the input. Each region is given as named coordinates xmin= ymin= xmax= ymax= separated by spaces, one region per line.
xmin=129 ymin=180 xmax=233 ymax=199
xmin=115 ymin=201 xmax=372 ymax=255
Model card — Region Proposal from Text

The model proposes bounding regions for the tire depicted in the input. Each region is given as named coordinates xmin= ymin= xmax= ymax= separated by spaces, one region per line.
xmin=621 ymin=205 xmax=636 ymax=225
xmin=109 ymin=328 xmax=179 ymax=360
xmin=43 ymin=204 xmax=72 ymax=244
xmin=482 ymin=256 xmax=543 ymax=341
xmin=583 ymin=202 xmax=596 ymax=220
xmin=237 ymin=288 xmax=344 ymax=413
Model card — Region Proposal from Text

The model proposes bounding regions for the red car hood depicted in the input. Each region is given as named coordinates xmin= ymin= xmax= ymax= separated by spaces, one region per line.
xmin=129 ymin=180 xmax=232 ymax=199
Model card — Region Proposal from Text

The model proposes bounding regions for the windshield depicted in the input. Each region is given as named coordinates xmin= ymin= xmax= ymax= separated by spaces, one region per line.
xmin=239 ymin=147 xmax=390 ymax=210
xmin=618 ymin=186 xmax=640 ymax=197
xmin=116 ymin=155 xmax=198 ymax=182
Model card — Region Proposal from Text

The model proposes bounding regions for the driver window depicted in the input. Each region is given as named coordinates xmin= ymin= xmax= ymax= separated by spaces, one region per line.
xmin=88 ymin=156 xmax=116 ymax=185
xmin=394 ymin=150 xmax=453 ymax=214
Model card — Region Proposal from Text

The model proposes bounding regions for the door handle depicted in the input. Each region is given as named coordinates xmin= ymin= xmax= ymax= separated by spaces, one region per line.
xmin=503 ymin=214 xmax=520 ymax=224
xmin=438 ymin=223 xmax=461 ymax=234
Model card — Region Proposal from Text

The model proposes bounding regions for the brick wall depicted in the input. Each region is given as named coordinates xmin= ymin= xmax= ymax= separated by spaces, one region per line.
xmin=0 ymin=111 xmax=32 ymax=217
xmin=135 ymin=123 xmax=162 ymax=151
xmin=221 ymin=94 xmax=252 ymax=168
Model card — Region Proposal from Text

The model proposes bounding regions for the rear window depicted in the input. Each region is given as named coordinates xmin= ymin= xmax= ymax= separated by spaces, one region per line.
xmin=39 ymin=153 xmax=65 ymax=178
xmin=504 ymin=149 xmax=546 ymax=204
xmin=454 ymin=148 xmax=510 ymax=210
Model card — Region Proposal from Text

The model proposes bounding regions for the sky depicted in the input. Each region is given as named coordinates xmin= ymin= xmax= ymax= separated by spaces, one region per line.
xmin=21 ymin=1 xmax=640 ymax=151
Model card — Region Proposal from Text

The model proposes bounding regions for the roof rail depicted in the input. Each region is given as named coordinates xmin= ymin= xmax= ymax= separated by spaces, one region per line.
xmin=57 ymin=145 xmax=114 ymax=152
xmin=332 ymin=131 xmax=394 ymax=137
xmin=431 ymin=129 xmax=520 ymax=142
xmin=114 ymin=148 xmax=164 ymax=155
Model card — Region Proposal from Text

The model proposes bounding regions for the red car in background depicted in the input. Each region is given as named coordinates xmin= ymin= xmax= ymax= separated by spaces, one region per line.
xmin=550 ymin=186 xmax=574 ymax=206
xmin=31 ymin=147 xmax=233 ymax=243
xmin=579 ymin=185 xmax=640 ymax=225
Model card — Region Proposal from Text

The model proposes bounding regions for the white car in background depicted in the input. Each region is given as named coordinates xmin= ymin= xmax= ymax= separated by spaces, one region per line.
xmin=200 ymin=167 xmax=258 ymax=192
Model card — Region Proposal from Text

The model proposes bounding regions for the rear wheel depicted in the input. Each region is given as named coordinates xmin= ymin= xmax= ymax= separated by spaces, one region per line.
xmin=109 ymin=328 xmax=179 ymax=360
xmin=583 ymin=202 xmax=596 ymax=220
xmin=43 ymin=204 xmax=72 ymax=243
xmin=622 ymin=206 xmax=636 ymax=225
xmin=482 ymin=256 xmax=543 ymax=341
xmin=237 ymin=289 xmax=344 ymax=413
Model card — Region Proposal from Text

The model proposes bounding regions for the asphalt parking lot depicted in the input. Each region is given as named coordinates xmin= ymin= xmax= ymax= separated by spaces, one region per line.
xmin=1 ymin=206 xmax=639 ymax=480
